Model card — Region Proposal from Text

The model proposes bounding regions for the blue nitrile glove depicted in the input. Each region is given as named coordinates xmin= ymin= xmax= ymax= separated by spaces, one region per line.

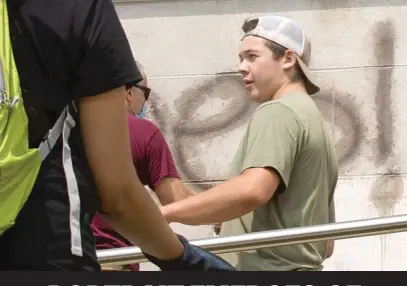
xmin=143 ymin=234 xmax=236 ymax=271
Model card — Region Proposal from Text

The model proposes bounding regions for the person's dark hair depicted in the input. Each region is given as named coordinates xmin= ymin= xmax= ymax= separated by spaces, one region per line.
xmin=263 ymin=40 xmax=304 ymax=82
xmin=241 ymin=18 xmax=259 ymax=33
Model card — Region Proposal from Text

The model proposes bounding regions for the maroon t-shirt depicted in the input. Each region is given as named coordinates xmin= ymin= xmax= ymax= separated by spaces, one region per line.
xmin=91 ymin=115 xmax=180 ymax=270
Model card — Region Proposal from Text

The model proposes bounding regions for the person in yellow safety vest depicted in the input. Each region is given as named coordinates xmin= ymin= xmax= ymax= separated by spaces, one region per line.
xmin=0 ymin=0 xmax=234 ymax=271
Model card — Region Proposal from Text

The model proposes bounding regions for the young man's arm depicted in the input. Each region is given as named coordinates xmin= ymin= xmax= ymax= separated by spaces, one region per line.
xmin=155 ymin=178 xmax=196 ymax=206
xmin=161 ymin=104 xmax=302 ymax=225
xmin=163 ymin=168 xmax=281 ymax=225
xmin=143 ymin=124 xmax=195 ymax=205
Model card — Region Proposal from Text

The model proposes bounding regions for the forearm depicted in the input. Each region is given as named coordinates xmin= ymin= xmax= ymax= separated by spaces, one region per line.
xmin=162 ymin=177 xmax=259 ymax=225
xmin=155 ymin=178 xmax=196 ymax=206
xmin=102 ymin=178 xmax=183 ymax=259
xmin=172 ymin=181 xmax=196 ymax=201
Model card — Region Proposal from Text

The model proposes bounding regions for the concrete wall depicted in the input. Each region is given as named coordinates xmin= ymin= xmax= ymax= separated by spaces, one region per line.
xmin=114 ymin=0 xmax=407 ymax=271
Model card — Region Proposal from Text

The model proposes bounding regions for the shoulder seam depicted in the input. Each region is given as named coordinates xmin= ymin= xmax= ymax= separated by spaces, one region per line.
xmin=255 ymin=101 xmax=306 ymax=131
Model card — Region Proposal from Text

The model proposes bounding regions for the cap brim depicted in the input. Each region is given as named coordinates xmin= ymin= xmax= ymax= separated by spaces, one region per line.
xmin=296 ymin=56 xmax=320 ymax=95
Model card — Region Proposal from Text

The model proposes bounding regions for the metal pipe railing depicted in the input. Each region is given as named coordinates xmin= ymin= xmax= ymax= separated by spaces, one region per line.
xmin=97 ymin=214 xmax=407 ymax=266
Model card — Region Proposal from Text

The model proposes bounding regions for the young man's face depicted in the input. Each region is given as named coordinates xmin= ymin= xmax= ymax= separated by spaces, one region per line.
xmin=238 ymin=36 xmax=285 ymax=103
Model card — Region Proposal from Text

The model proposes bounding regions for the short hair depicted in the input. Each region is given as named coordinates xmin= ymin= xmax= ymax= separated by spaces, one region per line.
xmin=263 ymin=40 xmax=304 ymax=82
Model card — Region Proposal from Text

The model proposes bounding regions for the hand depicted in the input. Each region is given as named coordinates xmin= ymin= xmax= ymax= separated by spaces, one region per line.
xmin=143 ymin=234 xmax=236 ymax=271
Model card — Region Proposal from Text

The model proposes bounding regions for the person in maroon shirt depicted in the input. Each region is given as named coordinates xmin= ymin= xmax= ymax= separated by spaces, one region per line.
xmin=91 ymin=62 xmax=194 ymax=271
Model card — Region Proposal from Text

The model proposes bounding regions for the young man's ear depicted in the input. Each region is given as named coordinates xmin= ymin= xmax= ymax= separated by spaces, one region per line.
xmin=282 ymin=50 xmax=296 ymax=70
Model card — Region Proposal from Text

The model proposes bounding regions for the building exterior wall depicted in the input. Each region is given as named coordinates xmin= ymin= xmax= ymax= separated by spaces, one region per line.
xmin=114 ymin=0 xmax=407 ymax=271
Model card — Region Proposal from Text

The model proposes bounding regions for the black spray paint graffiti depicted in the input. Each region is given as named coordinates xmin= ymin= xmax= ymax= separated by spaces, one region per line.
xmin=150 ymin=75 xmax=258 ymax=183
xmin=312 ymin=90 xmax=364 ymax=170
xmin=173 ymin=75 xmax=258 ymax=182
xmin=368 ymin=20 xmax=403 ymax=219
xmin=150 ymin=20 xmax=403 ymax=219
xmin=367 ymin=20 xmax=403 ymax=269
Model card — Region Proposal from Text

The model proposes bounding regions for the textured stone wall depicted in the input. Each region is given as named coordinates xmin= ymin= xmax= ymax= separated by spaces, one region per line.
xmin=115 ymin=0 xmax=407 ymax=270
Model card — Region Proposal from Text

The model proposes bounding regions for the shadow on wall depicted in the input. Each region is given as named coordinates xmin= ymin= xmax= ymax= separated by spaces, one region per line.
xmin=115 ymin=0 xmax=407 ymax=19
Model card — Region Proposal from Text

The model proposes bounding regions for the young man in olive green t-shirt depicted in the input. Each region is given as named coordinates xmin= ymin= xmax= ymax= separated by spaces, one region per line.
xmin=161 ymin=15 xmax=338 ymax=271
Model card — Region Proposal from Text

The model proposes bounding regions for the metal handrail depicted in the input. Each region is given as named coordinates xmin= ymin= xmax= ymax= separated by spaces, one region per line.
xmin=97 ymin=214 xmax=407 ymax=266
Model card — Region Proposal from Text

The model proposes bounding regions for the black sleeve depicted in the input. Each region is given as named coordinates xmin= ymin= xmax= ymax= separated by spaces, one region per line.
xmin=71 ymin=0 xmax=142 ymax=98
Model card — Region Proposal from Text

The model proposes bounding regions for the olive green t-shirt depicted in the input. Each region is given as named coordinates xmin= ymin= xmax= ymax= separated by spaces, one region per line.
xmin=219 ymin=91 xmax=338 ymax=271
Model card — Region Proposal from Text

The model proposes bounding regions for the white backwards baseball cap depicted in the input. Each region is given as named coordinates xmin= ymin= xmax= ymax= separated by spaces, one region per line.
xmin=242 ymin=15 xmax=320 ymax=95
